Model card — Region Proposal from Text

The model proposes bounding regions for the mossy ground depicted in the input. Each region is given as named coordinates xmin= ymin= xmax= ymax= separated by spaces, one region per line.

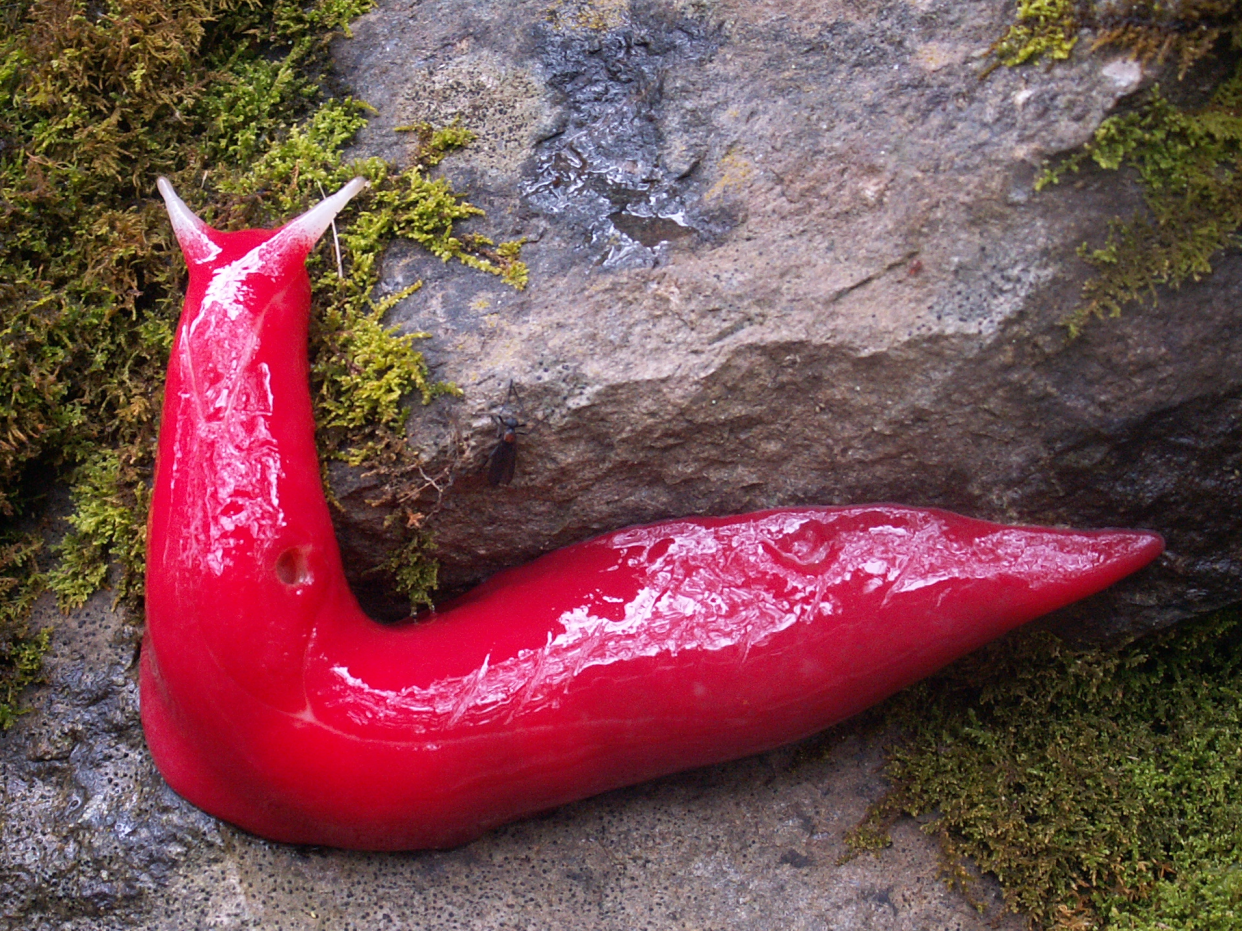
xmin=850 ymin=609 xmax=1242 ymax=931
xmin=0 ymin=0 xmax=525 ymax=723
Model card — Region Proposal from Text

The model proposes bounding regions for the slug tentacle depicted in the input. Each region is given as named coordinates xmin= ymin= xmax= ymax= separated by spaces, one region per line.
xmin=283 ymin=176 xmax=369 ymax=249
xmin=157 ymin=177 xmax=220 ymax=266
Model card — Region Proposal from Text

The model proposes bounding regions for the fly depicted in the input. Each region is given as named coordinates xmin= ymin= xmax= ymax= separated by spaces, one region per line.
xmin=487 ymin=382 xmax=528 ymax=486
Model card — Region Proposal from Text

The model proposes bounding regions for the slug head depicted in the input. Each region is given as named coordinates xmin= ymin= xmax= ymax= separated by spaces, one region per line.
xmin=157 ymin=176 xmax=368 ymax=279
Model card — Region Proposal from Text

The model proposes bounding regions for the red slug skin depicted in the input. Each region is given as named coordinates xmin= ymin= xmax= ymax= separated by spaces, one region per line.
xmin=141 ymin=179 xmax=1164 ymax=851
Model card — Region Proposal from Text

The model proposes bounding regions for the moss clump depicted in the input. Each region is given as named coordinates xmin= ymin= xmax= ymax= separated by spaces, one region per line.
xmin=989 ymin=0 xmax=1080 ymax=71
xmin=46 ymin=448 xmax=150 ymax=611
xmin=0 ymin=0 xmax=526 ymax=717
xmin=989 ymin=1 xmax=1242 ymax=336
xmin=990 ymin=1 xmax=1240 ymax=75
xmin=379 ymin=534 xmax=443 ymax=613
xmin=1040 ymin=63 xmax=1242 ymax=336
xmin=0 ymin=533 xmax=50 ymax=728
xmin=855 ymin=610 xmax=1242 ymax=931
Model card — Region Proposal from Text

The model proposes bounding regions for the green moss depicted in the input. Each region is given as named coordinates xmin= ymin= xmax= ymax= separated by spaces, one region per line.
xmin=989 ymin=1 xmax=1240 ymax=76
xmin=989 ymin=0 xmax=1080 ymax=71
xmin=1040 ymin=66 xmax=1242 ymax=336
xmin=854 ymin=610 xmax=1242 ymax=930
xmin=0 ymin=627 xmax=51 ymax=731
xmin=381 ymin=534 xmax=441 ymax=612
xmin=46 ymin=448 xmax=149 ymax=611
xmin=395 ymin=121 xmax=478 ymax=167
xmin=0 ymin=533 xmax=49 ymax=729
xmin=0 ymin=0 xmax=526 ymax=710
xmin=989 ymin=1 xmax=1242 ymax=336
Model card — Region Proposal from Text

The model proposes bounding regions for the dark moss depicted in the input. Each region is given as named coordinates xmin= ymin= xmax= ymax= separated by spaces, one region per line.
xmin=0 ymin=531 xmax=49 ymax=727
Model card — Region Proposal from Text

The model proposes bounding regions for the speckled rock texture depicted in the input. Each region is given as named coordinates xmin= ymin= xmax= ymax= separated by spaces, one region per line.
xmin=327 ymin=0 xmax=1241 ymax=641
xmin=2 ymin=593 xmax=1025 ymax=930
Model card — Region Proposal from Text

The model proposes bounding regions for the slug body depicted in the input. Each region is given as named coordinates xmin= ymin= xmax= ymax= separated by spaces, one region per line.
xmin=141 ymin=180 xmax=1164 ymax=851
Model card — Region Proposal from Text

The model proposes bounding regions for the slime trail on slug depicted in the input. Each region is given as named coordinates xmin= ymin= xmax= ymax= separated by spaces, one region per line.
xmin=140 ymin=178 xmax=1164 ymax=851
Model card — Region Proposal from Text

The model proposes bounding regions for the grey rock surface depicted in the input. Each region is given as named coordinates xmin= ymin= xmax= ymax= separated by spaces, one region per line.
xmin=2 ymin=593 xmax=1024 ymax=930
xmin=328 ymin=0 xmax=1241 ymax=641
xmin=0 ymin=595 xmax=226 ymax=928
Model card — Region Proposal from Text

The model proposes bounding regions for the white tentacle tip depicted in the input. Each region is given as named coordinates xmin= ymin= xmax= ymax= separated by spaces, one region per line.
xmin=287 ymin=177 xmax=370 ymax=248
xmin=157 ymin=176 xmax=221 ymax=265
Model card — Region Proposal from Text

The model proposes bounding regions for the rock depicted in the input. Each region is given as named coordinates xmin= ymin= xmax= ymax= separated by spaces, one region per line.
xmin=0 ymin=594 xmax=226 ymax=930
xmin=1 ymin=592 xmax=1025 ymax=930
xmin=327 ymin=0 xmax=1241 ymax=643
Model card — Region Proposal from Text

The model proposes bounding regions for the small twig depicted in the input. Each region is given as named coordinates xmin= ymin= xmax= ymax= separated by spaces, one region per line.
xmin=317 ymin=181 xmax=345 ymax=278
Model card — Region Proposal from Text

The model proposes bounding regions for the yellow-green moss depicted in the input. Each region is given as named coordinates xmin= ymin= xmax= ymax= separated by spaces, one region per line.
xmin=1040 ymin=65 xmax=1242 ymax=336
xmin=853 ymin=609 xmax=1242 ymax=931
xmin=381 ymin=534 xmax=442 ymax=613
xmin=989 ymin=0 xmax=1080 ymax=72
xmin=991 ymin=1 xmax=1242 ymax=336
xmin=0 ymin=0 xmax=526 ymax=717
xmin=46 ymin=448 xmax=150 ymax=611
xmin=990 ymin=0 xmax=1241 ymax=76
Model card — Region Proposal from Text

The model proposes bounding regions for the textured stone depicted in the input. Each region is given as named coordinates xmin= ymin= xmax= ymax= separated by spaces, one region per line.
xmin=328 ymin=0 xmax=1241 ymax=642
xmin=0 ymin=594 xmax=225 ymax=929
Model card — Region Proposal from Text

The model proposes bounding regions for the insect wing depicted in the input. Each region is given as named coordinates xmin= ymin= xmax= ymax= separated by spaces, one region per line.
xmin=488 ymin=437 xmax=517 ymax=486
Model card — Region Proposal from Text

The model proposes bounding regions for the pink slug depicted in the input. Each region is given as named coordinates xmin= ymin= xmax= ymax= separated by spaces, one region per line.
xmin=140 ymin=178 xmax=1164 ymax=850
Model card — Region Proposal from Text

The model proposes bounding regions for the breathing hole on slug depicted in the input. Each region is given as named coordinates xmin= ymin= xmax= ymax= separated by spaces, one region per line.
xmin=275 ymin=547 xmax=312 ymax=587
